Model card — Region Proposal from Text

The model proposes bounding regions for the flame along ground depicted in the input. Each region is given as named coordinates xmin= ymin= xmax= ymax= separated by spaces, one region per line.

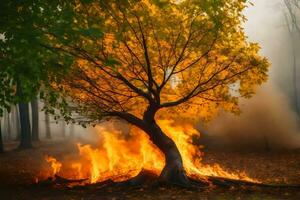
xmin=44 ymin=120 xmax=259 ymax=184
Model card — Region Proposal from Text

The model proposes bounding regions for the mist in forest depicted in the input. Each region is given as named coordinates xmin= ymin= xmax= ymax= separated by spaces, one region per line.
xmin=201 ymin=0 xmax=300 ymax=151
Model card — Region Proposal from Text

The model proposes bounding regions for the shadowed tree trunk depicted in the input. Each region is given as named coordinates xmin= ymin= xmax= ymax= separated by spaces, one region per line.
xmin=13 ymin=105 xmax=21 ymax=141
xmin=144 ymin=107 xmax=189 ymax=185
xmin=45 ymin=112 xmax=51 ymax=139
xmin=0 ymin=118 xmax=4 ymax=153
xmin=31 ymin=97 xmax=39 ymax=141
xmin=17 ymin=81 xmax=32 ymax=149
xmin=7 ymin=111 xmax=11 ymax=141
xmin=116 ymin=107 xmax=189 ymax=186
xmin=18 ymin=102 xmax=32 ymax=149
xmin=144 ymin=121 xmax=188 ymax=185
xmin=4 ymin=110 xmax=12 ymax=141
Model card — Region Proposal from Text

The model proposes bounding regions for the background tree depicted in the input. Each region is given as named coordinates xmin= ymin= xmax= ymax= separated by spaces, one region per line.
xmin=31 ymin=97 xmax=39 ymax=141
xmin=3 ymin=110 xmax=12 ymax=141
xmin=0 ymin=117 xmax=3 ymax=153
xmin=43 ymin=0 xmax=269 ymax=185
xmin=0 ymin=70 xmax=13 ymax=151
xmin=13 ymin=105 xmax=21 ymax=141
xmin=17 ymin=81 xmax=32 ymax=148
xmin=0 ymin=0 xmax=78 ymax=148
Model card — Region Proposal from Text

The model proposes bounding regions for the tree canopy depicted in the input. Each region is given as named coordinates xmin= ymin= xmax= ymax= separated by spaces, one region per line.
xmin=0 ymin=0 xmax=76 ymax=115
xmin=42 ymin=0 xmax=269 ymax=124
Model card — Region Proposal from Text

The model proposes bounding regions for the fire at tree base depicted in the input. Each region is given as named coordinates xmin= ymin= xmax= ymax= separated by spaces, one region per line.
xmin=40 ymin=120 xmax=261 ymax=187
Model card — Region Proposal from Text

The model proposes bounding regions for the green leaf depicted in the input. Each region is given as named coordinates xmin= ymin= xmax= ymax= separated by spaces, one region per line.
xmin=105 ymin=57 xmax=121 ymax=67
xmin=80 ymin=27 xmax=103 ymax=38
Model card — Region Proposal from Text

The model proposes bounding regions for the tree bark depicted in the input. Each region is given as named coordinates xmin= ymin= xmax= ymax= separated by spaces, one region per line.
xmin=3 ymin=110 xmax=12 ymax=141
xmin=113 ymin=109 xmax=189 ymax=186
xmin=17 ymin=81 xmax=32 ymax=149
xmin=18 ymin=102 xmax=32 ymax=149
xmin=7 ymin=111 xmax=11 ymax=141
xmin=13 ymin=105 xmax=21 ymax=141
xmin=0 ymin=118 xmax=4 ymax=153
xmin=143 ymin=121 xmax=189 ymax=186
xmin=31 ymin=97 xmax=39 ymax=141
xmin=45 ymin=112 xmax=51 ymax=139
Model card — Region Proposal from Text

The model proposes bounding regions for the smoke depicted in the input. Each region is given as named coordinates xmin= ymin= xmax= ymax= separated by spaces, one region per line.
xmin=198 ymin=0 xmax=300 ymax=151
xmin=201 ymin=84 xmax=300 ymax=151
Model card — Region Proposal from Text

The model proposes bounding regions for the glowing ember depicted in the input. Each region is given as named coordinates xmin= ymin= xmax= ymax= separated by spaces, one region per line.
xmin=44 ymin=120 xmax=259 ymax=184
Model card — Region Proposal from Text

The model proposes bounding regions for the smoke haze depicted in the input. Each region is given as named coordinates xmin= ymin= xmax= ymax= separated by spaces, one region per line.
xmin=201 ymin=0 xmax=300 ymax=151
xmin=203 ymin=84 xmax=300 ymax=150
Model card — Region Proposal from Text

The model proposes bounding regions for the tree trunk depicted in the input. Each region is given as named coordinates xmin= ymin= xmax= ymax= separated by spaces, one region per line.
xmin=18 ymin=102 xmax=32 ymax=149
xmin=143 ymin=121 xmax=189 ymax=186
xmin=3 ymin=110 xmax=11 ymax=141
xmin=31 ymin=97 xmax=39 ymax=141
xmin=45 ymin=112 xmax=51 ymax=139
xmin=7 ymin=111 xmax=11 ymax=141
xmin=17 ymin=81 xmax=32 ymax=149
xmin=13 ymin=105 xmax=21 ymax=141
xmin=115 ymin=110 xmax=189 ymax=186
xmin=0 ymin=118 xmax=4 ymax=153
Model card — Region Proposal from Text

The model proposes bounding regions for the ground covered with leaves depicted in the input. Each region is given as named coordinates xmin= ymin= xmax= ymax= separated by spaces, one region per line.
xmin=1 ymin=140 xmax=300 ymax=199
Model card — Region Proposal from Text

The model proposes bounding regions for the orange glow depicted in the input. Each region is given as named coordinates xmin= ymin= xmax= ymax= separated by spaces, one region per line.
xmin=45 ymin=155 xmax=62 ymax=176
xmin=43 ymin=120 xmax=259 ymax=184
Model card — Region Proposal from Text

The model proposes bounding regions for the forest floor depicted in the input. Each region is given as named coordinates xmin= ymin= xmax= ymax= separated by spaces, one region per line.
xmin=1 ymin=140 xmax=300 ymax=200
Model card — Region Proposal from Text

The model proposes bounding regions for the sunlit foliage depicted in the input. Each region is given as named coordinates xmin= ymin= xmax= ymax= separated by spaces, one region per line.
xmin=43 ymin=0 xmax=268 ymax=123
xmin=0 ymin=0 xmax=269 ymax=123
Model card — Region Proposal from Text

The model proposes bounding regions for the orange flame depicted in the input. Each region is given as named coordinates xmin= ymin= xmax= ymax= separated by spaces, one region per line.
xmin=44 ymin=120 xmax=259 ymax=184
xmin=45 ymin=155 xmax=62 ymax=176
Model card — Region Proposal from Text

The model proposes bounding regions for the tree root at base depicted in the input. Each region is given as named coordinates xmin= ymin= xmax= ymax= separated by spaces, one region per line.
xmin=36 ymin=170 xmax=300 ymax=190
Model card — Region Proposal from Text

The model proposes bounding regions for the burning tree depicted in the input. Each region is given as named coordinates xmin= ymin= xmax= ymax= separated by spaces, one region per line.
xmin=44 ymin=0 xmax=268 ymax=185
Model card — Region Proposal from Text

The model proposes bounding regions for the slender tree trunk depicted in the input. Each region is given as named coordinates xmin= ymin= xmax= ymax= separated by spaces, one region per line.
xmin=3 ymin=110 xmax=11 ymax=141
xmin=0 ymin=118 xmax=4 ymax=153
xmin=18 ymin=102 xmax=32 ymax=149
xmin=17 ymin=81 xmax=32 ymax=149
xmin=143 ymin=120 xmax=189 ymax=185
xmin=45 ymin=112 xmax=51 ymax=139
xmin=31 ymin=97 xmax=39 ymax=141
xmin=7 ymin=111 xmax=11 ymax=141
xmin=13 ymin=105 xmax=21 ymax=141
